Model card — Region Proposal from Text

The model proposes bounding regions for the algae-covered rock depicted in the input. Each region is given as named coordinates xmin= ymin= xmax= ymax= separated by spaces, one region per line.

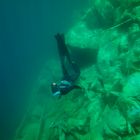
xmin=127 ymin=105 xmax=140 ymax=126
xmin=66 ymin=22 xmax=99 ymax=67
xmin=66 ymin=22 xmax=99 ymax=49
xmin=130 ymin=134 xmax=140 ymax=140
xmin=123 ymin=72 xmax=140 ymax=97
xmin=79 ymin=65 xmax=100 ymax=90
xmin=20 ymin=123 xmax=40 ymax=140
xmin=119 ymin=34 xmax=129 ymax=53
xmin=84 ymin=0 xmax=115 ymax=29
xmin=105 ymin=108 xmax=128 ymax=136
xmin=132 ymin=5 xmax=140 ymax=21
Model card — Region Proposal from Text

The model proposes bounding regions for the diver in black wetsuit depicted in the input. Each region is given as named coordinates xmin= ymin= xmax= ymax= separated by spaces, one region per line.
xmin=51 ymin=33 xmax=80 ymax=97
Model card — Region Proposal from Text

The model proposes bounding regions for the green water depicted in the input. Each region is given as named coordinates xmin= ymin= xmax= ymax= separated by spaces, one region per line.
xmin=0 ymin=0 xmax=87 ymax=140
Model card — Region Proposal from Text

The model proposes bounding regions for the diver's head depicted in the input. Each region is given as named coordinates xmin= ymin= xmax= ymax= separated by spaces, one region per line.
xmin=51 ymin=82 xmax=61 ymax=96
xmin=51 ymin=82 xmax=58 ymax=93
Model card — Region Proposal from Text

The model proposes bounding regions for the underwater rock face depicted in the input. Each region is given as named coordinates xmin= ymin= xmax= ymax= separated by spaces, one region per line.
xmin=66 ymin=22 xmax=99 ymax=49
xmin=123 ymin=72 xmax=140 ymax=97
xmin=84 ymin=0 xmax=115 ymax=29
xmin=15 ymin=0 xmax=140 ymax=140
xmin=66 ymin=22 xmax=99 ymax=68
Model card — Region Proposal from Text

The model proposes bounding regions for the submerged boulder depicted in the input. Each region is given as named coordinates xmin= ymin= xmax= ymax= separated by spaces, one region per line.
xmin=66 ymin=22 xmax=99 ymax=68
xmin=123 ymin=72 xmax=140 ymax=97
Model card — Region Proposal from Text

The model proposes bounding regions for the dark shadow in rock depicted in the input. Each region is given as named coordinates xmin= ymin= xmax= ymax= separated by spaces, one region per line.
xmin=70 ymin=47 xmax=98 ymax=69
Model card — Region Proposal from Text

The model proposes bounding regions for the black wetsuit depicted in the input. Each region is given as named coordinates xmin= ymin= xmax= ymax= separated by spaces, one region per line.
xmin=51 ymin=33 xmax=80 ymax=96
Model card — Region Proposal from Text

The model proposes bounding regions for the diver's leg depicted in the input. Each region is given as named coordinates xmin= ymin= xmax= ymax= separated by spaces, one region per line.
xmin=54 ymin=34 xmax=69 ymax=78
xmin=55 ymin=33 xmax=80 ymax=81
xmin=62 ymin=56 xmax=80 ymax=82
xmin=61 ymin=55 xmax=80 ymax=82
xmin=63 ymin=53 xmax=80 ymax=82
xmin=70 ymin=61 xmax=80 ymax=82
xmin=61 ymin=56 xmax=71 ymax=80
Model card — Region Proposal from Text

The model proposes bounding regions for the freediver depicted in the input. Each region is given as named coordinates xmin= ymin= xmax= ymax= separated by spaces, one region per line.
xmin=51 ymin=33 xmax=80 ymax=97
